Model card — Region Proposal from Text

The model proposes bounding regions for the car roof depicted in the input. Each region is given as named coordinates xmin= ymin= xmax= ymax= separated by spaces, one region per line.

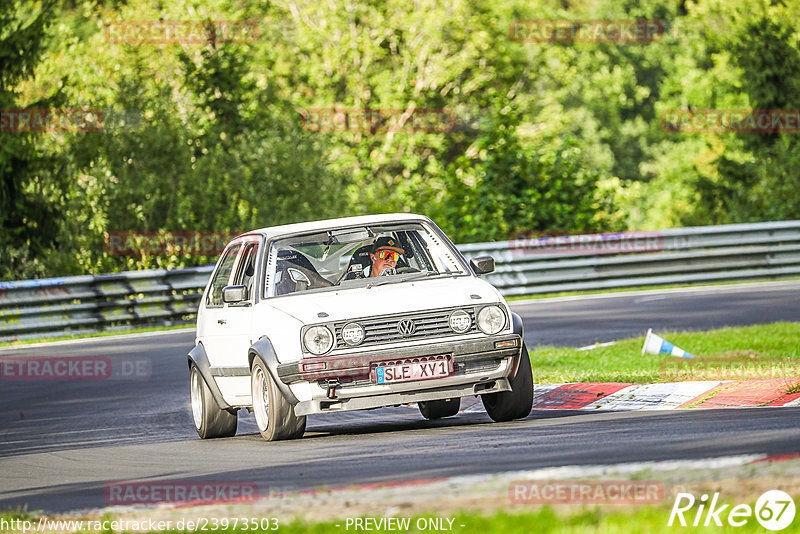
xmin=237 ymin=213 xmax=434 ymax=240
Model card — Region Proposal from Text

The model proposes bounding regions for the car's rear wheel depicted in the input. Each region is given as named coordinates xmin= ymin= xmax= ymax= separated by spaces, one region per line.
xmin=190 ymin=365 xmax=237 ymax=439
xmin=481 ymin=344 xmax=534 ymax=422
xmin=251 ymin=357 xmax=306 ymax=441
xmin=418 ymin=398 xmax=460 ymax=419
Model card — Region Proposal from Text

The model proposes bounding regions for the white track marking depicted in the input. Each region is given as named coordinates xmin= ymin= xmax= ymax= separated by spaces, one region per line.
xmin=581 ymin=381 xmax=724 ymax=410
xmin=576 ymin=341 xmax=618 ymax=351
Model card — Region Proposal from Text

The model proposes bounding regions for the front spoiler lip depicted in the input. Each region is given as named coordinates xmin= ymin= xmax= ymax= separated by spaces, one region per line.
xmin=276 ymin=334 xmax=521 ymax=383
xmin=293 ymin=377 xmax=512 ymax=416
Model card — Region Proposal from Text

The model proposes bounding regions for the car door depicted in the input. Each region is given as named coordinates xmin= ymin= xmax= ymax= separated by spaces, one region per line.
xmin=199 ymin=241 xmax=242 ymax=368
xmin=218 ymin=237 xmax=261 ymax=367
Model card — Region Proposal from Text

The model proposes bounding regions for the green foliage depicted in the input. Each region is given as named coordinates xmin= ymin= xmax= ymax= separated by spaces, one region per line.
xmin=0 ymin=0 xmax=64 ymax=280
xmin=429 ymin=97 xmax=613 ymax=243
xmin=2 ymin=0 xmax=800 ymax=279
xmin=27 ymin=1 xmax=349 ymax=273
xmin=652 ymin=0 xmax=800 ymax=226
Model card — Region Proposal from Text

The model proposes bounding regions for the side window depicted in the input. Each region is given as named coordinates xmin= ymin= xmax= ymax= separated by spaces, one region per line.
xmin=206 ymin=243 xmax=242 ymax=307
xmin=232 ymin=242 xmax=259 ymax=302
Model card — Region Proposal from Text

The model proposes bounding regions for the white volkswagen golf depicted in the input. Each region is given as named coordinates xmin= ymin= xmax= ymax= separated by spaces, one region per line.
xmin=189 ymin=213 xmax=533 ymax=441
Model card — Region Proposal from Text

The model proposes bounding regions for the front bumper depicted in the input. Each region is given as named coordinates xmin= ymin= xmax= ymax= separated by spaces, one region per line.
xmin=276 ymin=334 xmax=522 ymax=416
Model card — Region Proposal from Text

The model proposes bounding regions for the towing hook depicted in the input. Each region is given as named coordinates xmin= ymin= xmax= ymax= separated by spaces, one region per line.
xmin=326 ymin=380 xmax=339 ymax=399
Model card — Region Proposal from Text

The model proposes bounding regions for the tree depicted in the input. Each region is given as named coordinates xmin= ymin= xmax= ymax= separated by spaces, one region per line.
xmin=64 ymin=10 xmax=348 ymax=272
xmin=429 ymin=96 xmax=613 ymax=243
xmin=0 ymin=0 xmax=63 ymax=279
xmin=659 ymin=0 xmax=800 ymax=224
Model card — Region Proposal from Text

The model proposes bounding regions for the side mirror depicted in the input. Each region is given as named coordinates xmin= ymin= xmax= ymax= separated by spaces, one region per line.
xmin=470 ymin=256 xmax=495 ymax=275
xmin=222 ymin=285 xmax=248 ymax=303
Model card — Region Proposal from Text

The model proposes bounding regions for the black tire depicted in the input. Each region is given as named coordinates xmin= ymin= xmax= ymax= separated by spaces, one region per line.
xmin=481 ymin=344 xmax=534 ymax=422
xmin=418 ymin=398 xmax=460 ymax=420
xmin=251 ymin=357 xmax=306 ymax=441
xmin=190 ymin=365 xmax=237 ymax=439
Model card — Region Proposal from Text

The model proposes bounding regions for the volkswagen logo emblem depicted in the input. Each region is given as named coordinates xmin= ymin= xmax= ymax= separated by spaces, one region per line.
xmin=397 ymin=319 xmax=416 ymax=336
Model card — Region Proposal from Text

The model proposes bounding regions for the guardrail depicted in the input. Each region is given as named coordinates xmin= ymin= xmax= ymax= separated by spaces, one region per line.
xmin=0 ymin=266 xmax=213 ymax=343
xmin=2 ymin=220 xmax=799 ymax=342
xmin=462 ymin=220 xmax=800 ymax=296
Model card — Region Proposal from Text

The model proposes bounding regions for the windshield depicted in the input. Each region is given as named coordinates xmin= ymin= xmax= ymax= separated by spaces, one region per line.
xmin=264 ymin=222 xmax=468 ymax=297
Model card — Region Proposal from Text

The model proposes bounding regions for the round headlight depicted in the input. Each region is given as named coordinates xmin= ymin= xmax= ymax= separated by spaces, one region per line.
xmin=477 ymin=305 xmax=505 ymax=335
xmin=303 ymin=326 xmax=333 ymax=355
xmin=449 ymin=310 xmax=472 ymax=333
xmin=342 ymin=322 xmax=365 ymax=346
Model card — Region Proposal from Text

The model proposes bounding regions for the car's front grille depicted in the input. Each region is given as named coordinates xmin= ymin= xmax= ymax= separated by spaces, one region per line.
xmin=333 ymin=307 xmax=477 ymax=348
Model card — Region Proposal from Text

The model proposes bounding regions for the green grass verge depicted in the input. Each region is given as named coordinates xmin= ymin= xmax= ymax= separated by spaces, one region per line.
xmin=275 ymin=508 xmax=782 ymax=533
xmin=0 ymin=323 xmax=194 ymax=348
xmin=505 ymin=277 xmax=800 ymax=301
xmin=0 ymin=507 xmax=35 ymax=522
xmin=528 ymin=322 xmax=800 ymax=384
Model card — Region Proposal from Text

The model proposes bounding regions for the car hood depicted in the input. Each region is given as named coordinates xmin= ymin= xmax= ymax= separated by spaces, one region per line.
xmin=267 ymin=276 xmax=502 ymax=324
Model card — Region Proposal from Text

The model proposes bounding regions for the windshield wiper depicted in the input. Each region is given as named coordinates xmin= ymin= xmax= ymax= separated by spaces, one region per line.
xmin=366 ymin=270 xmax=440 ymax=289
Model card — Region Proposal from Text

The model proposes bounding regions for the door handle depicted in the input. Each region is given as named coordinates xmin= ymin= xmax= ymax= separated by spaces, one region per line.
xmin=217 ymin=319 xmax=227 ymax=325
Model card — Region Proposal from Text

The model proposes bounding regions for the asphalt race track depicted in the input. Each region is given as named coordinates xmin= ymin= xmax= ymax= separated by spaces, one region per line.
xmin=1 ymin=281 xmax=799 ymax=513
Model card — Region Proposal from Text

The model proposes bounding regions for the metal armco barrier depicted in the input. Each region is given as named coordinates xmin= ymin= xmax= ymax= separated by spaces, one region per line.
xmin=1 ymin=220 xmax=799 ymax=342
xmin=0 ymin=266 xmax=213 ymax=343
xmin=461 ymin=220 xmax=800 ymax=297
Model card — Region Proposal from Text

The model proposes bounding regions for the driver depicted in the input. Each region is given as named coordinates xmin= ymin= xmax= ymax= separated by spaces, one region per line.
xmin=368 ymin=237 xmax=404 ymax=277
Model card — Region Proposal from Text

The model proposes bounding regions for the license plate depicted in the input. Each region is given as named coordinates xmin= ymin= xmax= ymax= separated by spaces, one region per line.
xmin=375 ymin=358 xmax=450 ymax=384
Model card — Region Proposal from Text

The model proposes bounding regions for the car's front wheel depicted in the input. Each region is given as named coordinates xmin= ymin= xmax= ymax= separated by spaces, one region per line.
xmin=418 ymin=398 xmax=460 ymax=419
xmin=251 ymin=357 xmax=306 ymax=441
xmin=481 ymin=344 xmax=534 ymax=422
xmin=190 ymin=365 xmax=237 ymax=439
